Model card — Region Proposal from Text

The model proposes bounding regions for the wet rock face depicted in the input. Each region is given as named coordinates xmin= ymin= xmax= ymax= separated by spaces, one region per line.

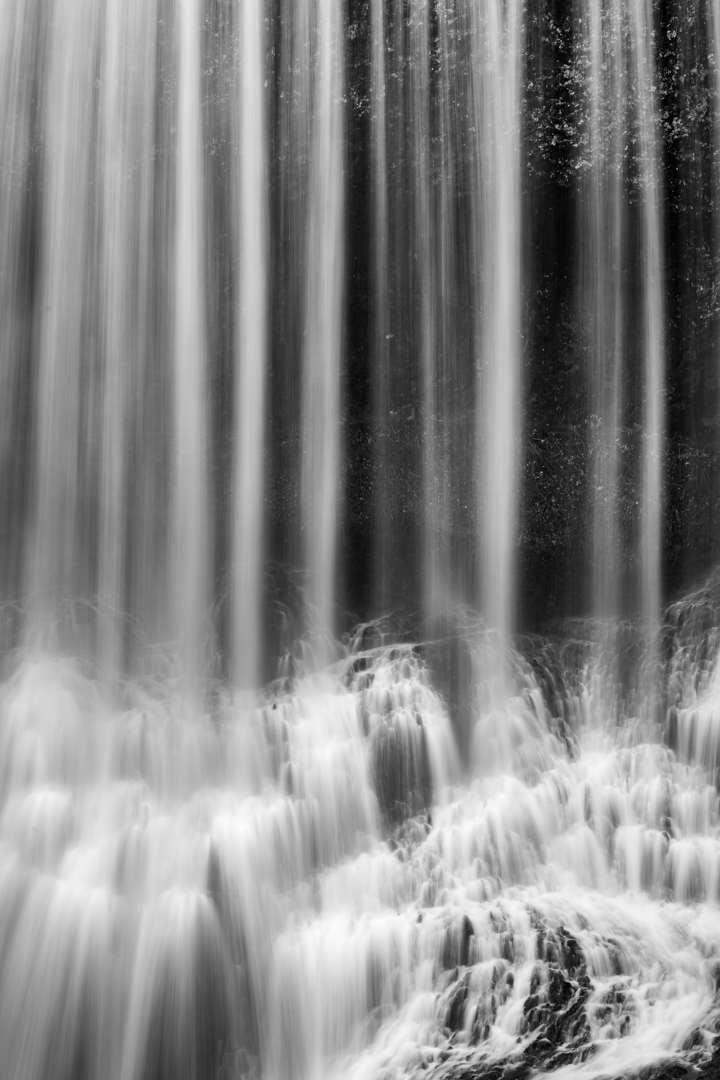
xmin=424 ymin=900 xmax=720 ymax=1080
xmin=498 ymin=923 xmax=592 ymax=1070
xmin=425 ymin=913 xmax=593 ymax=1070
xmin=521 ymin=961 xmax=592 ymax=1072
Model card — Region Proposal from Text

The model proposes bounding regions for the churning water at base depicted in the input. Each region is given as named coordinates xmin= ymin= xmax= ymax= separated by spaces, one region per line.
xmin=2 ymin=635 xmax=720 ymax=1080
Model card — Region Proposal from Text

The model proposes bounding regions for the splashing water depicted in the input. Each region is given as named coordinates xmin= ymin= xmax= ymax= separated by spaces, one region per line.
xmin=0 ymin=635 xmax=718 ymax=1080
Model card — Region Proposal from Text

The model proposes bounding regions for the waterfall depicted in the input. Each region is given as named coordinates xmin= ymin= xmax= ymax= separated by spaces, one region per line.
xmin=2 ymin=1 xmax=720 ymax=1079
xmin=0 ymin=0 xmax=694 ymax=680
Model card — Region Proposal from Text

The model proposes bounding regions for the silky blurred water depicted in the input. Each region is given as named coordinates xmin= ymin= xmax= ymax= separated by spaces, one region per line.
xmin=1 ymin=0 xmax=720 ymax=1077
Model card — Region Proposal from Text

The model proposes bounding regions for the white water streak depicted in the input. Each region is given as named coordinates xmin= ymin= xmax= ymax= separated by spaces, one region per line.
xmin=630 ymin=0 xmax=664 ymax=650
xmin=583 ymin=0 xmax=625 ymax=626
xmin=28 ymin=0 xmax=99 ymax=631
xmin=301 ymin=0 xmax=344 ymax=639
xmin=99 ymin=0 xmax=156 ymax=677
xmin=232 ymin=0 xmax=268 ymax=689
xmin=173 ymin=0 xmax=210 ymax=682
xmin=0 ymin=1 xmax=38 ymax=604
xmin=370 ymin=0 xmax=389 ymax=614
xmin=411 ymin=0 xmax=438 ymax=621
xmin=479 ymin=0 xmax=522 ymax=645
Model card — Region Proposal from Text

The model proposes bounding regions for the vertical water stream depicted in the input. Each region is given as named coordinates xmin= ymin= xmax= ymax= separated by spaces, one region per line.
xmin=173 ymin=0 xmax=211 ymax=683
xmin=99 ymin=0 xmax=157 ymax=676
xmin=478 ymin=0 xmax=522 ymax=647
xmin=630 ymin=0 xmax=664 ymax=685
xmin=232 ymin=0 xmax=268 ymax=689
xmin=301 ymin=0 xmax=344 ymax=641
xmin=581 ymin=0 xmax=625 ymax=632
xmin=28 ymin=0 xmax=100 ymax=641
xmin=370 ymin=0 xmax=390 ymax=615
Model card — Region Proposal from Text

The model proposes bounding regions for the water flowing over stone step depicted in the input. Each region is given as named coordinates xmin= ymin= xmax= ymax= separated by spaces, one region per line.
xmin=0 ymin=639 xmax=720 ymax=1078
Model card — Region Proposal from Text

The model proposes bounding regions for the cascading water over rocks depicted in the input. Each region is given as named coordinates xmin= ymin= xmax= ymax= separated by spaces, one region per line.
xmin=3 ymin=0 xmax=720 ymax=1078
